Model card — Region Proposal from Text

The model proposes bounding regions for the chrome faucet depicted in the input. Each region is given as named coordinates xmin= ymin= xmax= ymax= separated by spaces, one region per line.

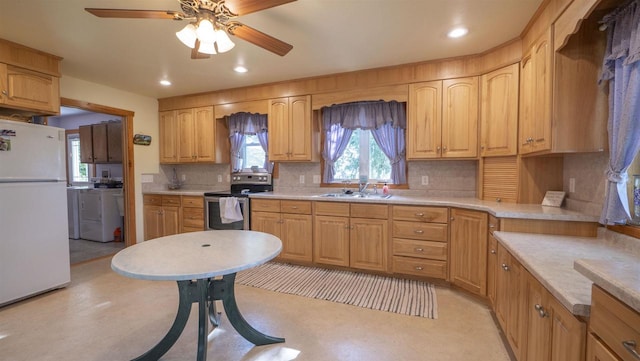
xmin=358 ymin=181 xmax=369 ymax=193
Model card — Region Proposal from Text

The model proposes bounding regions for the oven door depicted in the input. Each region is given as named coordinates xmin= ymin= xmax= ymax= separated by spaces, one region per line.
xmin=205 ymin=196 xmax=250 ymax=230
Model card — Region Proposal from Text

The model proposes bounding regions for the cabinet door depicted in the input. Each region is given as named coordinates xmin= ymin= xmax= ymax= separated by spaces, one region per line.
xmin=527 ymin=273 xmax=552 ymax=361
xmin=268 ymin=97 xmax=290 ymax=161
xmin=350 ymin=218 xmax=388 ymax=272
xmin=480 ymin=64 xmax=519 ymax=157
xmin=519 ymin=52 xmax=535 ymax=154
xmin=143 ymin=204 xmax=163 ymax=241
xmin=106 ymin=122 xmax=123 ymax=163
xmin=0 ymin=64 xmax=60 ymax=113
xmin=549 ymin=296 xmax=586 ymax=361
xmin=79 ymin=125 xmax=94 ymax=163
xmin=442 ymin=77 xmax=478 ymax=158
xmin=449 ymin=208 xmax=487 ymax=296
xmin=487 ymin=234 xmax=498 ymax=307
xmin=251 ymin=211 xmax=282 ymax=238
xmin=314 ymin=215 xmax=350 ymax=266
xmin=91 ymin=123 xmax=108 ymax=163
xmin=177 ymin=108 xmax=196 ymax=162
xmin=281 ymin=213 xmax=313 ymax=262
xmin=162 ymin=206 xmax=181 ymax=237
xmin=586 ymin=333 xmax=621 ymax=361
xmin=193 ymin=106 xmax=215 ymax=162
xmin=531 ymin=30 xmax=552 ymax=153
xmin=506 ymin=253 xmax=528 ymax=361
xmin=159 ymin=111 xmax=178 ymax=163
xmin=407 ymin=81 xmax=442 ymax=159
xmin=288 ymin=95 xmax=312 ymax=161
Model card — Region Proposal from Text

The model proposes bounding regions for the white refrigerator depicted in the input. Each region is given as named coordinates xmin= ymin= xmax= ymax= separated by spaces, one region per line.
xmin=0 ymin=118 xmax=71 ymax=306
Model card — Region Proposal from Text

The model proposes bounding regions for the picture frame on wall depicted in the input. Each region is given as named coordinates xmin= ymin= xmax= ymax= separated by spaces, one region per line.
xmin=133 ymin=134 xmax=151 ymax=146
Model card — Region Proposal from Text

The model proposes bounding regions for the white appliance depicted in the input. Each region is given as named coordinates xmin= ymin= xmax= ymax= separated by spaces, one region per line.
xmin=79 ymin=188 xmax=122 ymax=242
xmin=0 ymin=119 xmax=71 ymax=306
xmin=67 ymin=187 xmax=82 ymax=239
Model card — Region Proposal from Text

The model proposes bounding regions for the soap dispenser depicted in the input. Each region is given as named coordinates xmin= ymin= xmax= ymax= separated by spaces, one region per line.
xmin=382 ymin=182 xmax=389 ymax=195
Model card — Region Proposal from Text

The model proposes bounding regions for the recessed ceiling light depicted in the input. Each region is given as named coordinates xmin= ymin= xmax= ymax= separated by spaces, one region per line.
xmin=447 ymin=27 xmax=468 ymax=38
xmin=234 ymin=66 xmax=248 ymax=73
xmin=159 ymin=79 xmax=172 ymax=86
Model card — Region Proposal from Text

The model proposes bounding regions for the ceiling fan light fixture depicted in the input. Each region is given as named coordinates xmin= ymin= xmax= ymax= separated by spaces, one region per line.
xmin=176 ymin=23 xmax=198 ymax=48
xmin=214 ymin=29 xmax=235 ymax=53
xmin=196 ymin=18 xmax=216 ymax=43
xmin=198 ymin=41 xmax=217 ymax=55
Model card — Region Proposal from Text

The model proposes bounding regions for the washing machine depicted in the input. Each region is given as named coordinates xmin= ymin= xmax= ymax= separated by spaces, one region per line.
xmin=79 ymin=188 xmax=123 ymax=242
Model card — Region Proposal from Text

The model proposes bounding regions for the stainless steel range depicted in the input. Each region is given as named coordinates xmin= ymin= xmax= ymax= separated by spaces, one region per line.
xmin=204 ymin=172 xmax=273 ymax=230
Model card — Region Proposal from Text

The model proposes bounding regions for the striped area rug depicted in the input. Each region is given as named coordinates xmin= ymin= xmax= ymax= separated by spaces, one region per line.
xmin=235 ymin=262 xmax=438 ymax=319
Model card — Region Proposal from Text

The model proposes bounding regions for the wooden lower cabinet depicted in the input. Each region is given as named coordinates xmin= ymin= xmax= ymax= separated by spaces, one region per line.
xmin=313 ymin=215 xmax=350 ymax=266
xmin=487 ymin=233 xmax=499 ymax=307
xmin=350 ymin=218 xmax=388 ymax=272
xmin=181 ymin=196 xmax=204 ymax=233
xmin=143 ymin=195 xmax=180 ymax=241
xmin=251 ymin=199 xmax=313 ymax=263
xmin=449 ymin=208 xmax=488 ymax=296
xmin=587 ymin=334 xmax=621 ymax=361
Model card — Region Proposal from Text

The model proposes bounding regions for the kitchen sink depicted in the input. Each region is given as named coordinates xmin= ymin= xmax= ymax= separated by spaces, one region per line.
xmin=319 ymin=192 xmax=392 ymax=199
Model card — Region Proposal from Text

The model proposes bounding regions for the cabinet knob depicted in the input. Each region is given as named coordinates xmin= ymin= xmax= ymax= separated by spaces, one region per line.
xmin=436 ymin=146 xmax=441 ymax=152
xmin=480 ymin=145 xmax=485 ymax=149
xmin=501 ymin=263 xmax=509 ymax=271
xmin=1 ymin=90 xmax=7 ymax=95
xmin=490 ymin=249 xmax=496 ymax=254
xmin=450 ymin=217 xmax=455 ymax=221
xmin=414 ymin=266 xmax=424 ymax=271
xmin=489 ymin=224 xmax=495 ymax=229
xmin=534 ymin=304 xmax=548 ymax=318
xmin=443 ymin=146 xmax=447 ymax=152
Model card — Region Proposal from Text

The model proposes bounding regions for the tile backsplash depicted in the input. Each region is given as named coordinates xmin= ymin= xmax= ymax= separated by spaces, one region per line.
xmin=563 ymin=152 xmax=608 ymax=217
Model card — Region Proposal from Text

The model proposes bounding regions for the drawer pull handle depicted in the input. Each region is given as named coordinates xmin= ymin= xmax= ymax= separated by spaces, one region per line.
xmin=291 ymin=206 xmax=298 ymax=209
xmin=414 ymin=248 xmax=424 ymax=252
xmin=489 ymin=224 xmax=495 ymax=229
xmin=534 ymin=304 xmax=548 ymax=318
xmin=415 ymin=213 xmax=425 ymax=217
xmin=623 ymin=340 xmax=640 ymax=360
xmin=415 ymin=266 xmax=424 ymax=271
xmin=414 ymin=230 xmax=424 ymax=234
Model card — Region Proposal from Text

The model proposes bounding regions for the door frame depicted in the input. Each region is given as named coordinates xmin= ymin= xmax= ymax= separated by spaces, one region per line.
xmin=60 ymin=97 xmax=137 ymax=247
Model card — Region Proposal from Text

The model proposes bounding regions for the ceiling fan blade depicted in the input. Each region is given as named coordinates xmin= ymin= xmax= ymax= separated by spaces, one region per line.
xmin=227 ymin=22 xmax=293 ymax=56
xmin=85 ymin=8 xmax=183 ymax=20
xmin=191 ymin=40 xmax=211 ymax=59
xmin=224 ymin=0 xmax=297 ymax=16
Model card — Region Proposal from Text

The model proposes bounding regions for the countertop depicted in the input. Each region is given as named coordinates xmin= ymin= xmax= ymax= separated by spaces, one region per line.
xmin=494 ymin=230 xmax=640 ymax=316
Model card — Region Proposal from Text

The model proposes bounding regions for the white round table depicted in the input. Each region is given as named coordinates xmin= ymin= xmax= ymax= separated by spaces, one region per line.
xmin=111 ymin=230 xmax=284 ymax=361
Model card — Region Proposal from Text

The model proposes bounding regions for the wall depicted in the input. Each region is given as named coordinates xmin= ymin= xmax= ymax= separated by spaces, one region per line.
xmin=564 ymin=152 xmax=608 ymax=217
xmin=60 ymin=75 xmax=159 ymax=243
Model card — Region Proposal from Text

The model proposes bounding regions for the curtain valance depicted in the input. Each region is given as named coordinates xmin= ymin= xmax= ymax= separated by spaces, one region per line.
xmin=226 ymin=112 xmax=268 ymax=135
xmin=321 ymin=100 xmax=406 ymax=131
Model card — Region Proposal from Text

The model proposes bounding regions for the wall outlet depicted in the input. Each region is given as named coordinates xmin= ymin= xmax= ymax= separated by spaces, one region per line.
xmin=569 ymin=178 xmax=576 ymax=193
xmin=421 ymin=176 xmax=429 ymax=186
xmin=181 ymin=174 xmax=186 ymax=181
xmin=141 ymin=174 xmax=154 ymax=183
xmin=217 ymin=175 xmax=222 ymax=183
xmin=313 ymin=175 xmax=321 ymax=184
xmin=299 ymin=175 xmax=305 ymax=184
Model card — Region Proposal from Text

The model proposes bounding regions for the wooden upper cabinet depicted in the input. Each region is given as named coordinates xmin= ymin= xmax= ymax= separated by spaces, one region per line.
xmin=520 ymin=29 xmax=553 ymax=155
xmin=92 ymin=123 xmax=109 ymax=163
xmin=407 ymin=81 xmax=442 ymax=159
xmin=79 ymin=122 xmax=122 ymax=164
xmin=0 ymin=63 xmax=60 ymax=115
xmin=106 ymin=121 xmax=123 ymax=163
xmin=480 ymin=64 xmax=519 ymax=157
xmin=160 ymin=106 xmax=225 ymax=164
xmin=268 ymin=95 xmax=313 ymax=162
xmin=159 ymin=110 xmax=179 ymax=163
xmin=407 ymin=77 xmax=478 ymax=159
xmin=442 ymin=77 xmax=478 ymax=158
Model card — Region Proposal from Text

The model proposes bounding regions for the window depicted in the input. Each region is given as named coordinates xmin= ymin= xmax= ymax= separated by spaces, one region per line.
xmin=333 ymin=129 xmax=391 ymax=182
xmin=239 ymin=134 xmax=266 ymax=170
xmin=67 ymin=134 xmax=90 ymax=184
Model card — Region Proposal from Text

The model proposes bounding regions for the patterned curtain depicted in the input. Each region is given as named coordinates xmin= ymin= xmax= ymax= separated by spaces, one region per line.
xmin=321 ymin=101 xmax=407 ymax=183
xmin=599 ymin=0 xmax=640 ymax=224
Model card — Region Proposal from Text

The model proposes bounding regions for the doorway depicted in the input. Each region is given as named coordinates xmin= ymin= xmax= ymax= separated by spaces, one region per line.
xmin=57 ymin=98 xmax=137 ymax=254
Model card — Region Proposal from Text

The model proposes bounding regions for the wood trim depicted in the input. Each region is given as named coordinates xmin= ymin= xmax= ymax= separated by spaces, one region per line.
xmin=213 ymin=99 xmax=268 ymax=118
xmin=61 ymin=98 xmax=137 ymax=247
xmin=311 ymin=84 xmax=408 ymax=110
xmin=607 ymin=225 xmax=640 ymax=239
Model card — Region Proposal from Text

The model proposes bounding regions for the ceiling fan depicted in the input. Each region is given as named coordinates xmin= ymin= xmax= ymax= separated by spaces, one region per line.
xmin=85 ymin=0 xmax=296 ymax=59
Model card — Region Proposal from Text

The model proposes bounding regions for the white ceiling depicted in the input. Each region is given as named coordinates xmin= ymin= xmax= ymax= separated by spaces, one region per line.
xmin=0 ymin=0 xmax=542 ymax=99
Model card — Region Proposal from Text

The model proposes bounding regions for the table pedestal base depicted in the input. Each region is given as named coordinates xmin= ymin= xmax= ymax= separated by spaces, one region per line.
xmin=132 ymin=273 xmax=284 ymax=361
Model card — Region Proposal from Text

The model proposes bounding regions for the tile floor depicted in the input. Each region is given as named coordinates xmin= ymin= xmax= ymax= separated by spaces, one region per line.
xmin=0 ymin=258 xmax=511 ymax=361
xmin=69 ymin=238 xmax=125 ymax=264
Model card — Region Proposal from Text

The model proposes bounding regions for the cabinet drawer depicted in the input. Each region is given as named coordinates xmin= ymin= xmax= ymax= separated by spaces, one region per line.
xmin=182 ymin=208 xmax=204 ymax=228
xmin=251 ymin=199 xmax=280 ymax=212
xmin=314 ymin=201 xmax=350 ymax=217
xmin=392 ymin=205 xmax=448 ymax=223
xmin=591 ymin=286 xmax=640 ymax=361
xmin=281 ymin=200 xmax=312 ymax=214
xmin=392 ymin=256 xmax=447 ymax=279
xmin=392 ymin=221 xmax=448 ymax=242
xmin=143 ymin=194 xmax=162 ymax=206
xmin=182 ymin=226 xmax=204 ymax=233
xmin=162 ymin=195 xmax=181 ymax=206
xmin=182 ymin=196 xmax=203 ymax=208
xmin=351 ymin=203 xmax=388 ymax=219
xmin=392 ymin=239 xmax=447 ymax=260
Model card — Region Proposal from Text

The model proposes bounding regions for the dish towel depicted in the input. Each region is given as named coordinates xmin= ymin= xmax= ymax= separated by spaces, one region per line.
xmin=219 ymin=197 xmax=243 ymax=224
